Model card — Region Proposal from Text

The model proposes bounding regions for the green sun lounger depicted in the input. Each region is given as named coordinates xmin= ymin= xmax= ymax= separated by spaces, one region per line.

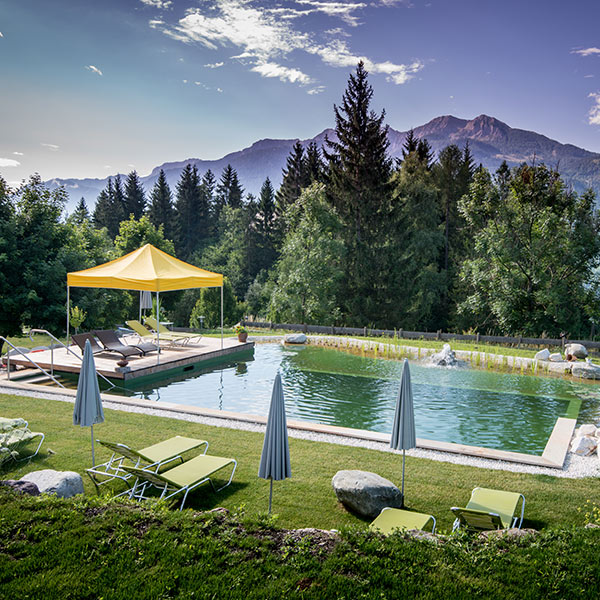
xmin=451 ymin=487 xmax=525 ymax=531
xmin=370 ymin=507 xmax=437 ymax=535
xmin=123 ymin=453 xmax=237 ymax=510
xmin=86 ymin=436 xmax=209 ymax=491
xmin=0 ymin=417 xmax=45 ymax=466
xmin=144 ymin=317 xmax=203 ymax=345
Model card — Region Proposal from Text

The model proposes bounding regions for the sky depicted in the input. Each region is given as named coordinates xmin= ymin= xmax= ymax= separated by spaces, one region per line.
xmin=1 ymin=0 xmax=600 ymax=186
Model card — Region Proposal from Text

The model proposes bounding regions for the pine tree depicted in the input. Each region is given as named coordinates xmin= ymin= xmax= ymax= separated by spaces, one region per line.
xmin=215 ymin=165 xmax=244 ymax=217
xmin=124 ymin=170 xmax=146 ymax=219
xmin=148 ymin=169 xmax=175 ymax=241
xmin=417 ymin=139 xmax=435 ymax=170
xmin=175 ymin=164 xmax=203 ymax=258
xmin=304 ymin=141 xmax=324 ymax=184
xmin=247 ymin=178 xmax=278 ymax=280
xmin=276 ymin=141 xmax=306 ymax=214
xmin=72 ymin=198 xmax=90 ymax=224
xmin=93 ymin=178 xmax=124 ymax=238
xmin=402 ymin=129 xmax=418 ymax=159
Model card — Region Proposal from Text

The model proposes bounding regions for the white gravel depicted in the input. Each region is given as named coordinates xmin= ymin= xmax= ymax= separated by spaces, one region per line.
xmin=3 ymin=384 xmax=599 ymax=480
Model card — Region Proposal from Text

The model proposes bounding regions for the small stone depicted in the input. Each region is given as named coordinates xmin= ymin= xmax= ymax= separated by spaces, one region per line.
xmin=479 ymin=528 xmax=538 ymax=541
xmin=565 ymin=343 xmax=588 ymax=359
xmin=570 ymin=436 xmax=597 ymax=456
xmin=0 ymin=479 xmax=40 ymax=496
xmin=577 ymin=424 xmax=597 ymax=436
xmin=549 ymin=353 xmax=563 ymax=362
xmin=332 ymin=470 xmax=403 ymax=518
xmin=20 ymin=469 xmax=84 ymax=498
xmin=534 ymin=349 xmax=550 ymax=361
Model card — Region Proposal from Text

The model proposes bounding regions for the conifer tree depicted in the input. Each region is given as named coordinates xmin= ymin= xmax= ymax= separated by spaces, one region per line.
xmin=417 ymin=138 xmax=435 ymax=170
xmin=276 ymin=141 xmax=306 ymax=213
xmin=93 ymin=178 xmax=124 ymax=238
xmin=200 ymin=169 xmax=216 ymax=235
xmin=304 ymin=141 xmax=324 ymax=184
xmin=402 ymin=129 xmax=418 ymax=159
xmin=215 ymin=164 xmax=244 ymax=217
xmin=148 ymin=169 xmax=175 ymax=241
xmin=175 ymin=164 xmax=203 ymax=258
xmin=124 ymin=170 xmax=146 ymax=219
xmin=72 ymin=198 xmax=90 ymax=224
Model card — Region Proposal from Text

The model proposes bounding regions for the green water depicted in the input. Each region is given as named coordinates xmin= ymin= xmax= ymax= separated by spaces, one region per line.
xmin=116 ymin=343 xmax=598 ymax=455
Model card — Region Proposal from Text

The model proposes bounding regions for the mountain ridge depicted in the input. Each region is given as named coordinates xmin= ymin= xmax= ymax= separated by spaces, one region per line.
xmin=48 ymin=114 xmax=600 ymax=212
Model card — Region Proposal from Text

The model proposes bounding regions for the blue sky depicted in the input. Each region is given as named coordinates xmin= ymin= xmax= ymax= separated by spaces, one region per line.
xmin=1 ymin=0 xmax=599 ymax=185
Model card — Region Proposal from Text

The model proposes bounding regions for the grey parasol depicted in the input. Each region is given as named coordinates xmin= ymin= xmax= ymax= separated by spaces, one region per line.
xmin=73 ymin=339 xmax=105 ymax=466
xmin=139 ymin=290 xmax=153 ymax=321
xmin=258 ymin=372 xmax=291 ymax=514
xmin=390 ymin=359 xmax=416 ymax=506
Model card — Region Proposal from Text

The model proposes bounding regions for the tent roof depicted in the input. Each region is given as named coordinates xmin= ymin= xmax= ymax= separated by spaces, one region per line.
xmin=67 ymin=244 xmax=223 ymax=292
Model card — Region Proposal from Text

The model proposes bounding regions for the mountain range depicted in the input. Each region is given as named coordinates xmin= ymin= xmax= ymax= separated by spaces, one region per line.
xmin=48 ymin=114 xmax=600 ymax=213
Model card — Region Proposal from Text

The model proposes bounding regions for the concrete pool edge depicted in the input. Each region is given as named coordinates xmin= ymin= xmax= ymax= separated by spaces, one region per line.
xmin=0 ymin=378 xmax=574 ymax=469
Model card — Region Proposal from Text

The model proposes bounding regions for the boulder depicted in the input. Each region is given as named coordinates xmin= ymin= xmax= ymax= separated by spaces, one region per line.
xmin=577 ymin=424 xmax=597 ymax=437
xmin=285 ymin=333 xmax=307 ymax=344
xmin=565 ymin=343 xmax=588 ymax=359
xmin=534 ymin=348 xmax=550 ymax=361
xmin=549 ymin=353 xmax=564 ymax=362
xmin=332 ymin=470 xmax=403 ymax=518
xmin=20 ymin=469 xmax=84 ymax=498
xmin=571 ymin=362 xmax=600 ymax=380
xmin=570 ymin=436 xmax=597 ymax=456
xmin=479 ymin=528 xmax=538 ymax=541
xmin=0 ymin=479 xmax=40 ymax=496
xmin=429 ymin=344 xmax=459 ymax=367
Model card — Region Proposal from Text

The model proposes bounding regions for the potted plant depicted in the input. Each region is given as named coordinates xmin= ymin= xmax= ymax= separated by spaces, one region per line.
xmin=235 ymin=325 xmax=248 ymax=343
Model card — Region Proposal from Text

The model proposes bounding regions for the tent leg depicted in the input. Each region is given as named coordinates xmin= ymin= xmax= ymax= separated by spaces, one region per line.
xmin=139 ymin=291 xmax=142 ymax=322
xmin=66 ymin=286 xmax=70 ymax=346
xmin=156 ymin=291 xmax=160 ymax=364
xmin=221 ymin=285 xmax=223 ymax=350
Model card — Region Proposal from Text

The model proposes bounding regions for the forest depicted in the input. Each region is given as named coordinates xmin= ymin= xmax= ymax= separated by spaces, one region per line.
xmin=1 ymin=62 xmax=599 ymax=344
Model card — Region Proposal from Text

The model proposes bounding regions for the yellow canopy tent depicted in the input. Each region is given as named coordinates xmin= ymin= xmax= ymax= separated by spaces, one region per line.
xmin=67 ymin=244 xmax=224 ymax=358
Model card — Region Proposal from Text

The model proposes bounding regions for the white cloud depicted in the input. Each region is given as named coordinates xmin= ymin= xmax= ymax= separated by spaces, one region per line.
xmin=13 ymin=151 xmax=24 ymax=156
xmin=155 ymin=0 xmax=423 ymax=87
xmin=149 ymin=19 xmax=165 ymax=29
xmin=252 ymin=61 xmax=313 ymax=84
xmin=182 ymin=79 xmax=188 ymax=83
xmin=307 ymin=86 xmax=326 ymax=95
xmin=41 ymin=143 xmax=60 ymax=151
xmin=0 ymin=158 xmax=20 ymax=167
xmin=589 ymin=92 xmax=600 ymax=126
xmin=585 ymin=74 xmax=595 ymax=78
xmin=204 ymin=61 xmax=225 ymax=68
xmin=85 ymin=65 xmax=103 ymax=76
xmin=140 ymin=0 xmax=173 ymax=8
xmin=217 ymin=87 xmax=223 ymax=92
xmin=573 ymin=47 xmax=600 ymax=57
xmin=0 ymin=32 xmax=3 ymax=38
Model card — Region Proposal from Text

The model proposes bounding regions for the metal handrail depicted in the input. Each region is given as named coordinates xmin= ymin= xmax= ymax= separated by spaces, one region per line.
xmin=27 ymin=329 xmax=116 ymax=391
xmin=1 ymin=337 xmax=66 ymax=388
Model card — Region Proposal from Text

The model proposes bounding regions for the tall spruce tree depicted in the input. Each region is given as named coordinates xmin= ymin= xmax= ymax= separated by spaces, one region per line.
xmin=124 ymin=170 xmax=146 ymax=219
xmin=175 ymin=164 xmax=202 ymax=258
xmin=148 ymin=169 xmax=175 ymax=241
xmin=93 ymin=178 xmax=124 ymax=238
xmin=402 ymin=129 xmax=418 ymax=160
xmin=323 ymin=61 xmax=393 ymax=326
xmin=304 ymin=141 xmax=324 ymax=184
xmin=201 ymin=169 xmax=217 ymax=228
xmin=215 ymin=165 xmax=244 ymax=218
xmin=72 ymin=198 xmax=90 ymax=224
xmin=276 ymin=141 xmax=306 ymax=213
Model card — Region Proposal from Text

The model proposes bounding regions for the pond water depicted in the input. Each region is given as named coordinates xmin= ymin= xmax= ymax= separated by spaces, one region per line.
xmin=119 ymin=343 xmax=596 ymax=455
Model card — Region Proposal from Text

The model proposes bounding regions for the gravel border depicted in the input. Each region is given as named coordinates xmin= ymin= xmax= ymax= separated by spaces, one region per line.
xmin=2 ymin=384 xmax=599 ymax=480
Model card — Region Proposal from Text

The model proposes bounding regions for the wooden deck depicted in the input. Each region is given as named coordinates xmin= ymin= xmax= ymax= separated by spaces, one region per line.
xmin=4 ymin=335 xmax=254 ymax=383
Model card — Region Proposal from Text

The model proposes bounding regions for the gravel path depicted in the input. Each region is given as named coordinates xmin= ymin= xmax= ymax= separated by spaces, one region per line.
xmin=3 ymin=384 xmax=599 ymax=480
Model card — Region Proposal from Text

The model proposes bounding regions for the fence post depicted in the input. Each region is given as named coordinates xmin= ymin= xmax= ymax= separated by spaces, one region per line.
xmin=363 ymin=327 xmax=367 ymax=337
xmin=476 ymin=332 xmax=480 ymax=343
xmin=399 ymin=328 xmax=403 ymax=339
xmin=331 ymin=325 xmax=335 ymax=335
xmin=437 ymin=329 xmax=441 ymax=340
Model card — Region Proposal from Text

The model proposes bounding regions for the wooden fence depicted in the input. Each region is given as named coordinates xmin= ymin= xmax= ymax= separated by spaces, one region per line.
xmin=241 ymin=320 xmax=600 ymax=351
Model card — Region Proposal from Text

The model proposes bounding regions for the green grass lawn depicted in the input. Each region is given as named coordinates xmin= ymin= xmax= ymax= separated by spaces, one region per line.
xmin=1 ymin=393 xmax=599 ymax=533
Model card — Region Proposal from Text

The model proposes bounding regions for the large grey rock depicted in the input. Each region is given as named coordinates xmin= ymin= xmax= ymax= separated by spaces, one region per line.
xmin=577 ymin=424 xmax=598 ymax=437
xmin=285 ymin=333 xmax=307 ymax=344
xmin=1 ymin=479 xmax=40 ymax=496
xmin=429 ymin=344 xmax=458 ymax=367
xmin=570 ymin=436 xmax=597 ymax=456
xmin=571 ymin=362 xmax=600 ymax=380
xmin=20 ymin=469 xmax=84 ymax=498
xmin=332 ymin=470 xmax=403 ymax=518
xmin=534 ymin=348 xmax=550 ymax=361
xmin=549 ymin=353 xmax=564 ymax=362
xmin=565 ymin=343 xmax=588 ymax=359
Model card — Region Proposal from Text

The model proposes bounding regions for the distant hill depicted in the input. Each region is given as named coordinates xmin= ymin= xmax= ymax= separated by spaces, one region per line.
xmin=48 ymin=114 xmax=600 ymax=214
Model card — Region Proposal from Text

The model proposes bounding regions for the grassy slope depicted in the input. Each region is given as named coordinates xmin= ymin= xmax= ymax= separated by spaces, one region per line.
xmin=1 ymin=394 xmax=599 ymax=533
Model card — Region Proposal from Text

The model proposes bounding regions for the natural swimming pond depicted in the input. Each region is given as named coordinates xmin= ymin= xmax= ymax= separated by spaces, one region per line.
xmin=116 ymin=343 xmax=597 ymax=455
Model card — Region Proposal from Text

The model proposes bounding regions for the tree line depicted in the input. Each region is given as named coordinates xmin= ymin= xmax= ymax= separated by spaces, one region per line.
xmin=1 ymin=61 xmax=599 ymax=348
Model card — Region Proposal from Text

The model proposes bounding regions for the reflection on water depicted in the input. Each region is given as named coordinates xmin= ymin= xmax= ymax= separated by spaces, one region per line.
xmin=128 ymin=343 xmax=596 ymax=455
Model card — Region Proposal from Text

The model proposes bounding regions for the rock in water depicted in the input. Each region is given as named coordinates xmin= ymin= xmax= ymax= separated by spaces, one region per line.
xmin=429 ymin=343 xmax=458 ymax=367
xmin=331 ymin=470 xmax=403 ymax=518
xmin=20 ymin=470 xmax=84 ymax=498
xmin=565 ymin=343 xmax=588 ymax=359
xmin=284 ymin=333 xmax=307 ymax=344
xmin=534 ymin=349 xmax=550 ymax=361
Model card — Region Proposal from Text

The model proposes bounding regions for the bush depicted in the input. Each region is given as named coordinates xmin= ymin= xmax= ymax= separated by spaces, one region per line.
xmin=190 ymin=278 xmax=243 ymax=328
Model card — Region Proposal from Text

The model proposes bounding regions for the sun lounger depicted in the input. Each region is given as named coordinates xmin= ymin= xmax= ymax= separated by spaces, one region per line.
xmin=125 ymin=320 xmax=178 ymax=349
xmin=370 ymin=507 xmax=436 ymax=535
xmin=0 ymin=417 xmax=44 ymax=466
xmin=72 ymin=332 xmax=106 ymax=356
xmin=124 ymin=453 xmax=237 ymax=510
xmin=95 ymin=329 xmax=157 ymax=356
xmin=144 ymin=317 xmax=202 ymax=345
xmin=451 ymin=487 xmax=525 ymax=531
xmin=86 ymin=436 xmax=209 ymax=491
